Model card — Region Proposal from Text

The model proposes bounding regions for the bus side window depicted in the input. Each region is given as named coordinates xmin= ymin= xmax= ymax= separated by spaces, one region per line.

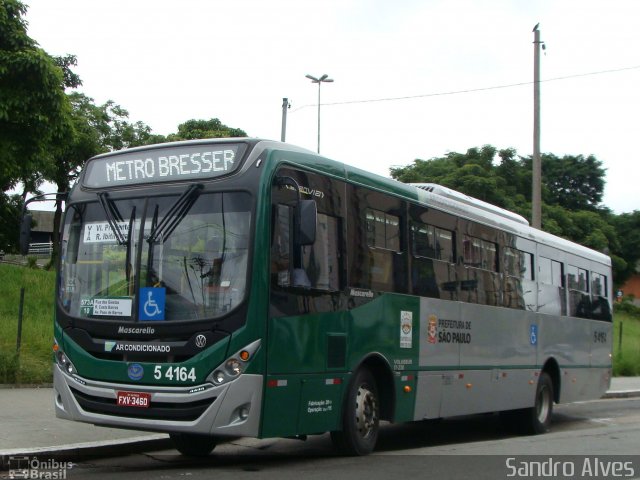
xmin=503 ymin=247 xmax=534 ymax=310
xmin=271 ymin=204 xmax=340 ymax=292
xmin=538 ymin=257 xmax=566 ymax=316
xmin=567 ymin=265 xmax=590 ymax=319
xmin=590 ymin=272 xmax=611 ymax=321
xmin=366 ymin=209 xmax=400 ymax=252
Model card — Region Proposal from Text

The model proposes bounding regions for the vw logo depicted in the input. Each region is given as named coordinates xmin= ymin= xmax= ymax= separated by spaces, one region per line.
xmin=127 ymin=363 xmax=144 ymax=381
xmin=195 ymin=335 xmax=207 ymax=349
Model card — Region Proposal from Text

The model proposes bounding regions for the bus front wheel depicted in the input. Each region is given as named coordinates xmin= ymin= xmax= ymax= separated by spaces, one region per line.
xmin=502 ymin=372 xmax=554 ymax=435
xmin=331 ymin=368 xmax=380 ymax=456
xmin=170 ymin=433 xmax=217 ymax=457
xmin=528 ymin=371 xmax=554 ymax=434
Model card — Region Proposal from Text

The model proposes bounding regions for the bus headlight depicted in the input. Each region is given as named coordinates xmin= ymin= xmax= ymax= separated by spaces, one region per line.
xmin=226 ymin=359 xmax=242 ymax=376
xmin=207 ymin=339 xmax=261 ymax=386
xmin=54 ymin=342 xmax=77 ymax=376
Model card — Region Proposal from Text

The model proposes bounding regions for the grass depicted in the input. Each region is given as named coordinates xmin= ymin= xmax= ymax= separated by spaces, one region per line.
xmin=1 ymin=263 xmax=639 ymax=383
xmin=613 ymin=311 xmax=640 ymax=376
xmin=0 ymin=263 xmax=55 ymax=384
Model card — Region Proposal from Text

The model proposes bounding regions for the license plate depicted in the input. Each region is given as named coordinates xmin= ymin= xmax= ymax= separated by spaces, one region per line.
xmin=117 ymin=391 xmax=151 ymax=408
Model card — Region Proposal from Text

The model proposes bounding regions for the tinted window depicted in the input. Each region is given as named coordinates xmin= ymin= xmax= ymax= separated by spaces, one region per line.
xmin=366 ymin=209 xmax=400 ymax=252
xmin=435 ymin=228 xmax=455 ymax=263
xmin=505 ymin=247 xmax=534 ymax=280
xmin=592 ymin=272 xmax=608 ymax=297
xmin=463 ymin=235 xmax=497 ymax=272
xmin=568 ymin=265 xmax=589 ymax=292
xmin=411 ymin=223 xmax=455 ymax=262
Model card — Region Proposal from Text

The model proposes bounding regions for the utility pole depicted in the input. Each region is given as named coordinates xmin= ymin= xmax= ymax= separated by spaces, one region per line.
xmin=281 ymin=98 xmax=289 ymax=142
xmin=532 ymin=23 xmax=543 ymax=229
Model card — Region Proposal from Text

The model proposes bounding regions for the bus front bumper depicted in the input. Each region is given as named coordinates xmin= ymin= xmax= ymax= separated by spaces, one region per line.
xmin=53 ymin=364 xmax=263 ymax=437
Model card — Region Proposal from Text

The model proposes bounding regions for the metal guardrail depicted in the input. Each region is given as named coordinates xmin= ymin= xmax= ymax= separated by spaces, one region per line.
xmin=27 ymin=242 xmax=53 ymax=256
xmin=0 ymin=244 xmax=53 ymax=261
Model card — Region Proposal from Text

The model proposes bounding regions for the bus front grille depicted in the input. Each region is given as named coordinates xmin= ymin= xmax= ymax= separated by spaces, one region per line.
xmin=70 ymin=387 xmax=214 ymax=422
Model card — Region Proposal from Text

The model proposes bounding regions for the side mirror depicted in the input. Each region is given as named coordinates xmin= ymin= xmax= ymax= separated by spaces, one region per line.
xmin=296 ymin=200 xmax=317 ymax=246
xmin=19 ymin=214 xmax=33 ymax=256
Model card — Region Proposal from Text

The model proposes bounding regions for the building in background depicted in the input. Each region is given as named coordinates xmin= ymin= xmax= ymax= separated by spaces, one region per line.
xmin=30 ymin=210 xmax=55 ymax=246
xmin=620 ymin=263 xmax=640 ymax=306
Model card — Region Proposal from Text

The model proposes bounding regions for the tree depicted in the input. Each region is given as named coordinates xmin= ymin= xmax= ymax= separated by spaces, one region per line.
xmin=166 ymin=118 xmax=247 ymax=141
xmin=519 ymin=153 xmax=606 ymax=211
xmin=0 ymin=0 xmax=67 ymax=192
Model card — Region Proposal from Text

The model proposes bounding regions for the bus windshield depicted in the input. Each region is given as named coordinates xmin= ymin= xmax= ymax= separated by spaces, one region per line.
xmin=59 ymin=191 xmax=252 ymax=322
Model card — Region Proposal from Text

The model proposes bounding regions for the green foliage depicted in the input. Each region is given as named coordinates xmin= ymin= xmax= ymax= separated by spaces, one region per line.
xmin=542 ymin=154 xmax=605 ymax=211
xmin=52 ymin=54 xmax=82 ymax=90
xmin=26 ymin=256 xmax=38 ymax=269
xmin=165 ymin=118 xmax=247 ymax=142
xmin=614 ymin=300 xmax=640 ymax=318
xmin=0 ymin=0 xmax=67 ymax=192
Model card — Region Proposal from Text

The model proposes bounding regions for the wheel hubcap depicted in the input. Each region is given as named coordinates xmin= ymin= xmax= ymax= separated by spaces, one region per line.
xmin=355 ymin=384 xmax=378 ymax=438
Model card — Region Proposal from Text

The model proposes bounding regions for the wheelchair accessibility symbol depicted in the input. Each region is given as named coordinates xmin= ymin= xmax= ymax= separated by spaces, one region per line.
xmin=139 ymin=287 xmax=166 ymax=321
xmin=530 ymin=324 xmax=538 ymax=346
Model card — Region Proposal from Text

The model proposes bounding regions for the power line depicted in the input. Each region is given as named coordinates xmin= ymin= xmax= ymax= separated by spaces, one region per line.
xmin=291 ymin=64 xmax=640 ymax=112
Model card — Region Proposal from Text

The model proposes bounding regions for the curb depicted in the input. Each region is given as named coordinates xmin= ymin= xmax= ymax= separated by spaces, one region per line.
xmin=0 ymin=435 xmax=172 ymax=467
xmin=602 ymin=390 xmax=640 ymax=399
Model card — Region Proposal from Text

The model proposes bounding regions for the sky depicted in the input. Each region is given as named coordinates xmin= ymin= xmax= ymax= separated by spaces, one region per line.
xmin=20 ymin=0 xmax=640 ymax=213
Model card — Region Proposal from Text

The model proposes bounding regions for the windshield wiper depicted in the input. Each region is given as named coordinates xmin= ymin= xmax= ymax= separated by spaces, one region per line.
xmin=147 ymin=184 xmax=203 ymax=245
xmin=97 ymin=192 xmax=127 ymax=246
xmin=97 ymin=192 xmax=136 ymax=288
xmin=125 ymin=206 xmax=136 ymax=290
xmin=146 ymin=204 xmax=160 ymax=286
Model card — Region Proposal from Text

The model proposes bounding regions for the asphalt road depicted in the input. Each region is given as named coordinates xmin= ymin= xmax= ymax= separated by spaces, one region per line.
xmin=6 ymin=397 xmax=640 ymax=480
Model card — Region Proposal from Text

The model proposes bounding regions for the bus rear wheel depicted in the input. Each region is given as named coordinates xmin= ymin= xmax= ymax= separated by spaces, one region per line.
xmin=170 ymin=433 xmax=217 ymax=457
xmin=331 ymin=368 xmax=380 ymax=456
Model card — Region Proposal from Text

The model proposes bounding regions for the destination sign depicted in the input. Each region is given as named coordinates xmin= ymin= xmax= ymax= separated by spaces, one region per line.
xmin=82 ymin=143 xmax=247 ymax=188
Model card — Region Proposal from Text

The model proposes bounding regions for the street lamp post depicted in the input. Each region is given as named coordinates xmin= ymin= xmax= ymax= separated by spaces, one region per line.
xmin=305 ymin=74 xmax=333 ymax=153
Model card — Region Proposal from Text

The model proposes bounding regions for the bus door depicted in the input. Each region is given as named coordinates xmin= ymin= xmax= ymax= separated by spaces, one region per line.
xmin=262 ymin=168 xmax=346 ymax=437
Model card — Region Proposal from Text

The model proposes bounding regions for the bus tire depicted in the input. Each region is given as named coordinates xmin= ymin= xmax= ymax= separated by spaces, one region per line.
xmin=500 ymin=372 xmax=554 ymax=435
xmin=170 ymin=433 xmax=217 ymax=457
xmin=331 ymin=368 xmax=379 ymax=456
xmin=528 ymin=372 xmax=554 ymax=434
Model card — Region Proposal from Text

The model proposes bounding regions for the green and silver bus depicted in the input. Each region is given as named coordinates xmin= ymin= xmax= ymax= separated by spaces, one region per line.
xmin=26 ymin=138 xmax=613 ymax=456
